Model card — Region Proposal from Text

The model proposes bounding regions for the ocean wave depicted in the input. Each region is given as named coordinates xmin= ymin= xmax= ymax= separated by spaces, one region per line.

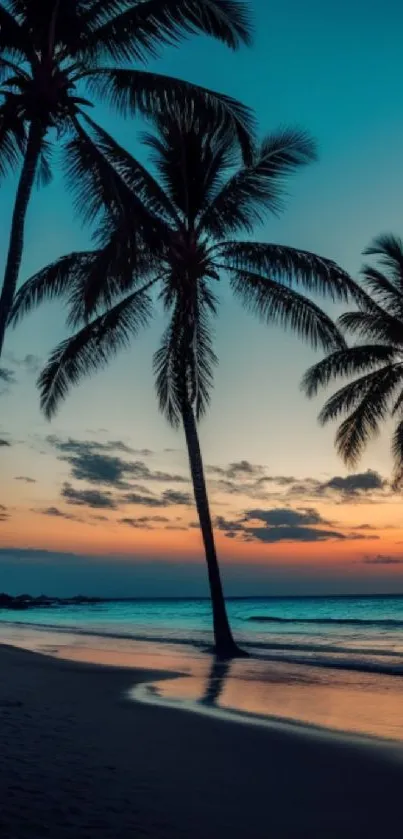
xmin=1 ymin=618 xmax=403 ymax=677
xmin=247 ymin=616 xmax=403 ymax=628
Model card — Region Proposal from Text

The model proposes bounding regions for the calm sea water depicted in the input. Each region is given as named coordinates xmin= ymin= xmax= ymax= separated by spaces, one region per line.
xmin=1 ymin=594 xmax=403 ymax=673
xmin=2 ymin=595 xmax=403 ymax=740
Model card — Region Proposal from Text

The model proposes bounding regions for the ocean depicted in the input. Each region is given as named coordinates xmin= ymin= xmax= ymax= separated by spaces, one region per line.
xmin=2 ymin=594 xmax=403 ymax=741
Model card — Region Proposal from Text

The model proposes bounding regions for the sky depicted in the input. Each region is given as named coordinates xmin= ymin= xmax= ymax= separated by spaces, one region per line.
xmin=1 ymin=0 xmax=403 ymax=597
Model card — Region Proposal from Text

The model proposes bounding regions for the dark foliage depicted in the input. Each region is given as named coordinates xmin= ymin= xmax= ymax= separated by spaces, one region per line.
xmin=303 ymin=234 xmax=403 ymax=481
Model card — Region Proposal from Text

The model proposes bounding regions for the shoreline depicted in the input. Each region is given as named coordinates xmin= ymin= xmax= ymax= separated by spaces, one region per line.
xmin=1 ymin=643 xmax=403 ymax=838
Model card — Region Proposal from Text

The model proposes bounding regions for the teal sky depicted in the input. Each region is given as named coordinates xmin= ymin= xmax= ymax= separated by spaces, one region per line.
xmin=1 ymin=0 xmax=403 ymax=595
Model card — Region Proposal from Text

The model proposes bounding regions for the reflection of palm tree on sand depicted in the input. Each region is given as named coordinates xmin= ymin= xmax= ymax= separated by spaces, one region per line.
xmin=200 ymin=658 xmax=231 ymax=708
xmin=11 ymin=110 xmax=354 ymax=657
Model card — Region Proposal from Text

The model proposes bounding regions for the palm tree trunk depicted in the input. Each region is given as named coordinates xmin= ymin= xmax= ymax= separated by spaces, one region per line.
xmin=182 ymin=400 xmax=243 ymax=658
xmin=0 ymin=121 xmax=43 ymax=358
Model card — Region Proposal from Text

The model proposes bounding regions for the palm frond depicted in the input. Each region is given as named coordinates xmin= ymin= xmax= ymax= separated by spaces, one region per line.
xmin=35 ymin=138 xmax=53 ymax=188
xmin=360 ymin=264 xmax=403 ymax=316
xmin=154 ymin=282 xmax=217 ymax=426
xmin=228 ymin=267 xmax=346 ymax=352
xmin=339 ymin=308 xmax=403 ymax=345
xmin=8 ymin=252 xmax=96 ymax=327
xmin=0 ymin=99 xmax=25 ymax=180
xmin=200 ymin=129 xmax=316 ymax=237
xmin=89 ymin=0 xmax=251 ymax=63
xmin=81 ymin=113 xmax=179 ymax=226
xmin=392 ymin=418 xmax=403 ymax=485
xmin=63 ymin=120 xmax=131 ymax=225
xmin=364 ymin=234 xmax=403 ymax=288
xmin=302 ymin=345 xmax=399 ymax=398
xmin=217 ymin=240 xmax=357 ymax=301
xmin=80 ymin=0 xmax=130 ymax=32
xmin=7 ymin=0 xmax=94 ymax=56
xmin=141 ymin=111 xmax=237 ymax=223
xmin=0 ymin=4 xmax=33 ymax=61
xmin=329 ymin=365 xmax=403 ymax=466
xmin=68 ymin=226 xmax=161 ymax=327
xmin=85 ymin=68 xmax=254 ymax=162
xmin=39 ymin=281 xmax=155 ymax=419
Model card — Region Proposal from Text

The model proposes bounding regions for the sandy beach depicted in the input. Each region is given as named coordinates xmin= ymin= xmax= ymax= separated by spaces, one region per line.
xmin=0 ymin=643 xmax=402 ymax=838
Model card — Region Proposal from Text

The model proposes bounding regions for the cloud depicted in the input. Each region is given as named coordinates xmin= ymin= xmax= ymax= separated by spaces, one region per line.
xmin=62 ymin=483 xmax=117 ymax=510
xmin=37 ymin=506 xmax=82 ymax=522
xmin=0 ymin=368 xmax=17 ymax=385
xmin=119 ymin=517 xmax=153 ymax=529
xmin=321 ymin=470 xmax=387 ymax=497
xmin=209 ymin=465 xmax=390 ymax=505
xmin=123 ymin=491 xmax=165 ymax=507
xmin=50 ymin=435 xmax=152 ymax=456
xmin=164 ymin=524 xmax=189 ymax=531
xmin=119 ymin=516 xmax=187 ymax=530
xmin=362 ymin=554 xmax=403 ymax=565
xmin=243 ymin=525 xmax=348 ymax=543
xmin=214 ymin=504 xmax=377 ymax=544
xmin=119 ymin=515 xmax=170 ymax=529
xmin=5 ymin=352 xmax=42 ymax=375
xmin=122 ymin=489 xmax=192 ymax=508
xmin=207 ymin=461 xmax=265 ymax=480
xmin=48 ymin=436 xmax=188 ymax=489
xmin=162 ymin=489 xmax=193 ymax=506
xmin=0 ymin=439 xmax=11 ymax=447
xmin=0 ymin=504 xmax=9 ymax=521
xmin=215 ymin=516 xmax=245 ymax=533
xmin=244 ymin=507 xmax=331 ymax=527
xmin=42 ymin=506 xmax=69 ymax=517
xmin=15 ymin=476 xmax=36 ymax=484
xmin=354 ymin=523 xmax=378 ymax=531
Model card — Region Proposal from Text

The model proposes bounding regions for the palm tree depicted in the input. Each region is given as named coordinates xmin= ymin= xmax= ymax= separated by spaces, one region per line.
xmin=302 ymin=234 xmax=403 ymax=484
xmin=10 ymin=111 xmax=355 ymax=656
xmin=0 ymin=0 xmax=253 ymax=358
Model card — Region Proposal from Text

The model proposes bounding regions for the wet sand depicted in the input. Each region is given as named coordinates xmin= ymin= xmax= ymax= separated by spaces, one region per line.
xmin=0 ymin=643 xmax=402 ymax=838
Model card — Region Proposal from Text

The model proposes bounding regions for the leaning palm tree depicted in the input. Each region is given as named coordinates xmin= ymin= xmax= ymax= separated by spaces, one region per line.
xmin=302 ymin=234 xmax=403 ymax=483
xmin=10 ymin=111 xmax=355 ymax=656
xmin=0 ymin=0 xmax=253 ymax=357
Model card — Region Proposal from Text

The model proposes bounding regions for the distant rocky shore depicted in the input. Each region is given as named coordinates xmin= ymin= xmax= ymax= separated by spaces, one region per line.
xmin=0 ymin=594 xmax=103 ymax=610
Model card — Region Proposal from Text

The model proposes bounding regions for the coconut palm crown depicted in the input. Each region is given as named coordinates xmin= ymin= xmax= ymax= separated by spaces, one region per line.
xmin=0 ymin=0 xmax=253 ymax=356
xmin=303 ymin=234 xmax=403 ymax=483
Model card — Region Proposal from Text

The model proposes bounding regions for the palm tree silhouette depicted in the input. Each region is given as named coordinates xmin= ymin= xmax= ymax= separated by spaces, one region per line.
xmin=0 ymin=0 xmax=253 ymax=358
xmin=302 ymin=234 xmax=403 ymax=483
xmin=10 ymin=110 xmax=355 ymax=656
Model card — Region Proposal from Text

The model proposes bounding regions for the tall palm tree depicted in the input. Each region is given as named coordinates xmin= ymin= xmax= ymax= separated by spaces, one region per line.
xmin=302 ymin=234 xmax=403 ymax=484
xmin=10 ymin=112 xmax=355 ymax=656
xmin=0 ymin=0 xmax=253 ymax=358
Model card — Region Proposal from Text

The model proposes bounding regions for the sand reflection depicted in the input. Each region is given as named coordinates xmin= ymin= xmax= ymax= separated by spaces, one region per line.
xmin=141 ymin=655 xmax=403 ymax=742
xmin=2 ymin=622 xmax=403 ymax=743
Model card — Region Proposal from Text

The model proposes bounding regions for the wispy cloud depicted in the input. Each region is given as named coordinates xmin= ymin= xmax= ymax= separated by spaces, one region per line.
xmin=37 ymin=506 xmax=82 ymax=522
xmin=362 ymin=554 xmax=403 ymax=565
xmin=62 ymin=483 xmax=118 ymax=510
xmin=48 ymin=436 xmax=188 ymax=490
xmin=5 ymin=353 xmax=42 ymax=375
xmin=119 ymin=515 xmax=170 ymax=529
xmin=207 ymin=461 xmax=266 ymax=480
